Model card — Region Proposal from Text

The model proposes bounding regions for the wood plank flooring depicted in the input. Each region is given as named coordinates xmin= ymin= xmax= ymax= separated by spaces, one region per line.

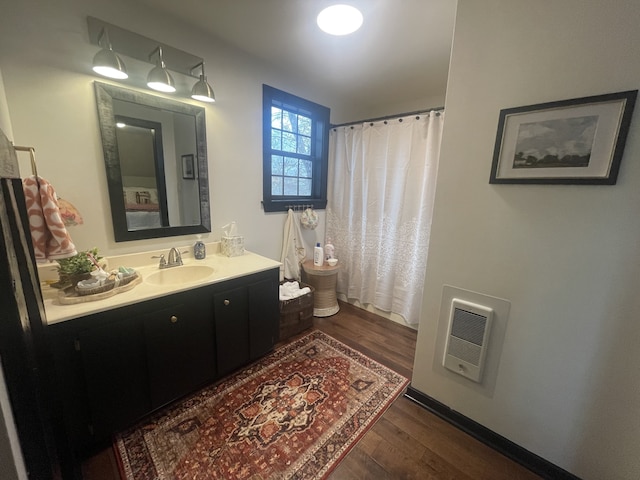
xmin=81 ymin=300 xmax=541 ymax=479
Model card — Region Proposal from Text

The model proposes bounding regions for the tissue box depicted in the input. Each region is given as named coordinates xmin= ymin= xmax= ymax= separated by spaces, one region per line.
xmin=221 ymin=236 xmax=245 ymax=257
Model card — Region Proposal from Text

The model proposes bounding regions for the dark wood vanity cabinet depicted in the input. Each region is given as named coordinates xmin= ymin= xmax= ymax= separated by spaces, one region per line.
xmin=77 ymin=314 xmax=150 ymax=444
xmin=142 ymin=298 xmax=216 ymax=409
xmin=214 ymin=285 xmax=250 ymax=376
xmin=48 ymin=268 xmax=279 ymax=455
xmin=213 ymin=276 xmax=279 ymax=376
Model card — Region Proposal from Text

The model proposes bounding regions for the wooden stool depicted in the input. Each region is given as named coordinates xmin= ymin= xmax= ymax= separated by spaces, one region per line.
xmin=301 ymin=260 xmax=339 ymax=317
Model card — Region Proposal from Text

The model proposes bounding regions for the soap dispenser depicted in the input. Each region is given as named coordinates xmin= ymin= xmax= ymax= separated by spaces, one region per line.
xmin=194 ymin=235 xmax=206 ymax=260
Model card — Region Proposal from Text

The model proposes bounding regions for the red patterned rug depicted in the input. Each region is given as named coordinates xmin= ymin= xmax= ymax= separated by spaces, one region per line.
xmin=114 ymin=330 xmax=408 ymax=479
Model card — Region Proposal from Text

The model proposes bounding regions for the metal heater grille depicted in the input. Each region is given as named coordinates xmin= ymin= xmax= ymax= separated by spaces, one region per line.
xmin=451 ymin=309 xmax=487 ymax=347
xmin=443 ymin=299 xmax=493 ymax=383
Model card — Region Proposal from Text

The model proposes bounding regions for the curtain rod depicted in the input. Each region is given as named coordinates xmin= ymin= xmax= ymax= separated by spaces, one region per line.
xmin=330 ymin=106 xmax=444 ymax=129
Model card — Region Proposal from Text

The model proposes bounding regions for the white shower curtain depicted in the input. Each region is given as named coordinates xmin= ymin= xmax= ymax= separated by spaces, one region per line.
xmin=326 ymin=111 xmax=444 ymax=325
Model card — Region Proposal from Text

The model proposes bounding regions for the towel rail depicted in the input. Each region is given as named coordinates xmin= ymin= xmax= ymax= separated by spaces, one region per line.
xmin=285 ymin=204 xmax=313 ymax=211
xmin=13 ymin=145 xmax=38 ymax=177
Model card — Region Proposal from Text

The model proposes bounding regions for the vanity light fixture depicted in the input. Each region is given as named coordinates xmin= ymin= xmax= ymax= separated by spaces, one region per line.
xmin=92 ymin=27 xmax=128 ymax=79
xmin=190 ymin=62 xmax=215 ymax=103
xmin=317 ymin=4 xmax=363 ymax=36
xmin=87 ymin=17 xmax=217 ymax=102
xmin=147 ymin=46 xmax=176 ymax=93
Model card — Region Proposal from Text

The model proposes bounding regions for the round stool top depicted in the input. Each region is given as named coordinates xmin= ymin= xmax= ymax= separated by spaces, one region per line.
xmin=302 ymin=259 xmax=339 ymax=276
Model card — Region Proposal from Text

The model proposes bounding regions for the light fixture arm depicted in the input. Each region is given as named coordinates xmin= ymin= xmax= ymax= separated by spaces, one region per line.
xmin=190 ymin=62 xmax=206 ymax=77
xmin=149 ymin=45 xmax=167 ymax=67
xmin=97 ymin=27 xmax=113 ymax=51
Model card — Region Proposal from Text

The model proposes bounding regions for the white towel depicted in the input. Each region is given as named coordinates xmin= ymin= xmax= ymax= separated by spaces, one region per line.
xmin=280 ymin=209 xmax=307 ymax=281
xmin=279 ymin=282 xmax=311 ymax=301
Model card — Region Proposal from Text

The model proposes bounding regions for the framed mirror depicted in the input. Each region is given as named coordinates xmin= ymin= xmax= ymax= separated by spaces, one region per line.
xmin=95 ymin=82 xmax=211 ymax=242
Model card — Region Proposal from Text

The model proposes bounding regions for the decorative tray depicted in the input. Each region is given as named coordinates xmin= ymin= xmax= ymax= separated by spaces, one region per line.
xmin=57 ymin=273 xmax=142 ymax=305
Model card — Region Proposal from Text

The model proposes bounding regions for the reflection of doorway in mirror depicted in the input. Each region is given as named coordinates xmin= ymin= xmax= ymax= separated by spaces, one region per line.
xmin=115 ymin=116 xmax=169 ymax=230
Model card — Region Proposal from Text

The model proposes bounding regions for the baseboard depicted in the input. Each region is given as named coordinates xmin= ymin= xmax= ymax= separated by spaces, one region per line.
xmin=404 ymin=385 xmax=581 ymax=480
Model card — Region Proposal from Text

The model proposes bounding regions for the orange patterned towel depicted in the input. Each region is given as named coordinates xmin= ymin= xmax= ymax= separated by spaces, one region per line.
xmin=22 ymin=176 xmax=77 ymax=262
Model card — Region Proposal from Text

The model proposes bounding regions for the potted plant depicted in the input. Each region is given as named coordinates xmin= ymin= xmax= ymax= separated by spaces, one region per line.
xmin=52 ymin=248 xmax=103 ymax=289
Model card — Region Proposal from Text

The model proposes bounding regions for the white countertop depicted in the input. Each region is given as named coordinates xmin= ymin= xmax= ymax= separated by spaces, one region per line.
xmin=41 ymin=248 xmax=281 ymax=325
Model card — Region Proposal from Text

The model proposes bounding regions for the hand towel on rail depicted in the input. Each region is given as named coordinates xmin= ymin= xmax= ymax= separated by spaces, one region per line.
xmin=22 ymin=175 xmax=77 ymax=262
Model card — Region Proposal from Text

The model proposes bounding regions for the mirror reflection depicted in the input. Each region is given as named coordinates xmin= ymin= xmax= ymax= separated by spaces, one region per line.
xmin=95 ymin=82 xmax=211 ymax=242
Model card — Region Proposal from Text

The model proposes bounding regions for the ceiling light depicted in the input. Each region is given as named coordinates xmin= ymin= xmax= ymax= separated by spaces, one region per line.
xmin=190 ymin=62 xmax=215 ymax=103
xmin=317 ymin=4 xmax=363 ymax=36
xmin=92 ymin=28 xmax=128 ymax=79
xmin=147 ymin=46 xmax=176 ymax=93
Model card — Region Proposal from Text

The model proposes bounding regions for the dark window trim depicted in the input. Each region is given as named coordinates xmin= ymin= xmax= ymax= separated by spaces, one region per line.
xmin=262 ymin=84 xmax=329 ymax=213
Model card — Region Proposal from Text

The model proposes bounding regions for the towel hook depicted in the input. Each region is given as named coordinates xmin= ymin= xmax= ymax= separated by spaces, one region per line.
xmin=13 ymin=145 xmax=38 ymax=177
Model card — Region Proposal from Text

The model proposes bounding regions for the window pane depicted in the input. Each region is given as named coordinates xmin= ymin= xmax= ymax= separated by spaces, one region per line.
xmin=271 ymin=107 xmax=282 ymax=129
xmin=297 ymin=135 xmax=311 ymax=155
xmin=298 ymin=115 xmax=311 ymax=136
xmin=299 ymin=159 xmax=313 ymax=178
xmin=282 ymin=132 xmax=297 ymax=153
xmin=284 ymin=177 xmax=298 ymax=196
xmin=271 ymin=155 xmax=283 ymax=175
xmin=271 ymin=130 xmax=282 ymax=150
xmin=271 ymin=176 xmax=283 ymax=196
xmin=284 ymin=157 xmax=298 ymax=177
xmin=299 ymin=178 xmax=311 ymax=196
xmin=282 ymin=110 xmax=298 ymax=133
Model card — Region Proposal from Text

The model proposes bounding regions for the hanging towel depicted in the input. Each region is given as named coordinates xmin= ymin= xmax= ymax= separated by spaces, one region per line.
xmin=280 ymin=208 xmax=307 ymax=281
xmin=22 ymin=175 xmax=77 ymax=262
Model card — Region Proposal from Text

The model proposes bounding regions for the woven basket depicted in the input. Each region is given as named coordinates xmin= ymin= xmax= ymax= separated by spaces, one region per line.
xmin=119 ymin=272 xmax=139 ymax=287
xmin=279 ymin=281 xmax=315 ymax=341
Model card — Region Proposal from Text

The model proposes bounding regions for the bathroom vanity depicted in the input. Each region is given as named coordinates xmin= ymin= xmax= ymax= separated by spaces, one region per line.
xmin=44 ymin=248 xmax=280 ymax=456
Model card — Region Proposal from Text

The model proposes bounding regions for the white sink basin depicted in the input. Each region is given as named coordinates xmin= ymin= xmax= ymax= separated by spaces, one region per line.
xmin=144 ymin=265 xmax=215 ymax=286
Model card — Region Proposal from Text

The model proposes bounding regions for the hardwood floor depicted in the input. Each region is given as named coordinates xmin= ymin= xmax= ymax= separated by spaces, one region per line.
xmin=81 ymin=300 xmax=540 ymax=479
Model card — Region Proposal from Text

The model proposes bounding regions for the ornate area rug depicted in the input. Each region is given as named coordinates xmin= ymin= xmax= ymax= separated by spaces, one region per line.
xmin=114 ymin=330 xmax=408 ymax=479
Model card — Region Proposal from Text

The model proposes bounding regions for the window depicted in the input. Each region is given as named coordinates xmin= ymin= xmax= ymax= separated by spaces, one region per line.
xmin=262 ymin=84 xmax=330 ymax=212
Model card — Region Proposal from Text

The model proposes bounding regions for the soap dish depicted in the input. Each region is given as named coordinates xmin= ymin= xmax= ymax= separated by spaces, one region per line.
xmin=75 ymin=278 xmax=115 ymax=296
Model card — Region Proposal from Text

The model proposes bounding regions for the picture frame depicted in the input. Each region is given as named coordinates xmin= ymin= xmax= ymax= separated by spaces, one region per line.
xmin=489 ymin=90 xmax=637 ymax=184
xmin=181 ymin=154 xmax=196 ymax=180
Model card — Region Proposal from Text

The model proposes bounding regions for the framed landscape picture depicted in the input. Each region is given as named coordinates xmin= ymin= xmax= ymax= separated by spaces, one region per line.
xmin=489 ymin=90 xmax=637 ymax=184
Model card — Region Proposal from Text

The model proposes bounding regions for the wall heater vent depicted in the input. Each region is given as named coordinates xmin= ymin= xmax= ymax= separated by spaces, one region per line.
xmin=443 ymin=298 xmax=493 ymax=383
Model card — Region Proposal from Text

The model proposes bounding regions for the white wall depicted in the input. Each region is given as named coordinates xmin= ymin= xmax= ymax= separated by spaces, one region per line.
xmin=412 ymin=1 xmax=640 ymax=479
xmin=0 ymin=0 xmax=362 ymax=261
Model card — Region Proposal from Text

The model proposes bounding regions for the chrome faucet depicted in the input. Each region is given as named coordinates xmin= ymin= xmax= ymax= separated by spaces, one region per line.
xmin=167 ymin=247 xmax=183 ymax=268
xmin=151 ymin=247 xmax=185 ymax=269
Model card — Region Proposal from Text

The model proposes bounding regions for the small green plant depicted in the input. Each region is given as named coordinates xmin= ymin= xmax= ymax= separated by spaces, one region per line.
xmin=56 ymin=248 xmax=102 ymax=276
